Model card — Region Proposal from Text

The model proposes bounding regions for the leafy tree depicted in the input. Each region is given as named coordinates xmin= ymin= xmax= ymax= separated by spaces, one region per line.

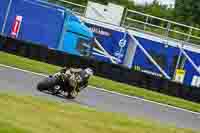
xmin=175 ymin=0 xmax=200 ymax=26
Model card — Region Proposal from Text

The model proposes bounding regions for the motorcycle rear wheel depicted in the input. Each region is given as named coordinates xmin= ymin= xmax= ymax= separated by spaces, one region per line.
xmin=37 ymin=77 xmax=59 ymax=92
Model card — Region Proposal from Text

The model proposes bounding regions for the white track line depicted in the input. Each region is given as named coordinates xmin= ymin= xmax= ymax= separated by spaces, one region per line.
xmin=0 ymin=63 xmax=199 ymax=115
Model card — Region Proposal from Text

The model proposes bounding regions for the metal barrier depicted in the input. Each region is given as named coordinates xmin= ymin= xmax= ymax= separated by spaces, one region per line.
xmin=48 ymin=0 xmax=200 ymax=47
xmin=122 ymin=9 xmax=200 ymax=45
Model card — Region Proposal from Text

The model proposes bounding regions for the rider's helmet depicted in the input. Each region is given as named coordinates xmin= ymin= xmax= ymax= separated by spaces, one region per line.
xmin=84 ymin=68 xmax=94 ymax=77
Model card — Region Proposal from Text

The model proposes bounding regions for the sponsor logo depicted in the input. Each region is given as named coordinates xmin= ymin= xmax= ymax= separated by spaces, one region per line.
xmin=174 ymin=69 xmax=186 ymax=83
xmin=118 ymin=38 xmax=127 ymax=48
xmin=115 ymin=31 xmax=128 ymax=61
xmin=141 ymin=70 xmax=163 ymax=77
xmin=134 ymin=65 xmax=163 ymax=77
xmin=114 ymin=38 xmax=127 ymax=61
xmin=90 ymin=27 xmax=111 ymax=36
xmin=191 ymin=75 xmax=200 ymax=88
xmin=11 ymin=16 xmax=22 ymax=38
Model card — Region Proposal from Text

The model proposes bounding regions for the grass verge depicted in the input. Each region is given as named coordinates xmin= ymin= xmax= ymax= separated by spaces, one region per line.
xmin=0 ymin=91 xmax=198 ymax=133
xmin=0 ymin=51 xmax=200 ymax=113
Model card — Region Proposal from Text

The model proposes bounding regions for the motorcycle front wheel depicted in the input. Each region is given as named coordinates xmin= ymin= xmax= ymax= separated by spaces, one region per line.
xmin=66 ymin=86 xmax=79 ymax=99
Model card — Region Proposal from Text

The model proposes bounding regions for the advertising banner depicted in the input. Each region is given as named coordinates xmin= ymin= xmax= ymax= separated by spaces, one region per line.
xmin=132 ymin=36 xmax=180 ymax=79
xmin=85 ymin=23 xmax=130 ymax=64
xmin=182 ymin=49 xmax=200 ymax=87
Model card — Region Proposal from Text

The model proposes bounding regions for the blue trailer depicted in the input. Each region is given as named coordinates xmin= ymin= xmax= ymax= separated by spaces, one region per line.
xmin=82 ymin=17 xmax=200 ymax=88
xmin=0 ymin=0 xmax=93 ymax=56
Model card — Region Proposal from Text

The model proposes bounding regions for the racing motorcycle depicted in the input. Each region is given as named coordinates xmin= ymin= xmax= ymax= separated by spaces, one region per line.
xmin=37 ymin=68 xmax=93 ymax=99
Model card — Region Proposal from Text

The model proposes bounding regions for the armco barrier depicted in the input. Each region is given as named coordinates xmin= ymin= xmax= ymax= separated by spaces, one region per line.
xmin=0 ymin=35 xmax=200 ymax=103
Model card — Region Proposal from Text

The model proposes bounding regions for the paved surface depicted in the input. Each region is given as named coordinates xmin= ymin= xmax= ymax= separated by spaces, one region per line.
xmin=0 ymin=66 xmax=199 ymax=131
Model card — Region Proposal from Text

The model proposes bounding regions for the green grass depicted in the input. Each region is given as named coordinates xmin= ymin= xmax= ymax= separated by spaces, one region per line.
xmin=0 ymin=91 xmax=198 ymax=133
xmin=1 ymin=51 xmax=200 ymax=113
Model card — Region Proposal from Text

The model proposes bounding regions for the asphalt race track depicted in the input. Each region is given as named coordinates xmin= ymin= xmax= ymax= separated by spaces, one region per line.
xmin=0 ymin=65 xmax=200 ymax=131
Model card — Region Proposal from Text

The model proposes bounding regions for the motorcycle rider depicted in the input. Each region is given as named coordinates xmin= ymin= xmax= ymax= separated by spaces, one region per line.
xmin=60 ymin=67 xmax=94 ymax=98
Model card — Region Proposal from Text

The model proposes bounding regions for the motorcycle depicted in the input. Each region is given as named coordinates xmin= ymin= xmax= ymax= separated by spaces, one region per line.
xmin=37 ymin=68 xmax=91 ymax=99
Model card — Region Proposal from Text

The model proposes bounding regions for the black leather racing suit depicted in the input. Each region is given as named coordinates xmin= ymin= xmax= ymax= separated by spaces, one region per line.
xmin=61 ymin=68 xmax=89 ymax=94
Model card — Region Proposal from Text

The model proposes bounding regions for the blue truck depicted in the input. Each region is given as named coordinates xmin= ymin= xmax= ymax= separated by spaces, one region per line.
xmin=0 ymin=0 xmax=93 ymax=56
